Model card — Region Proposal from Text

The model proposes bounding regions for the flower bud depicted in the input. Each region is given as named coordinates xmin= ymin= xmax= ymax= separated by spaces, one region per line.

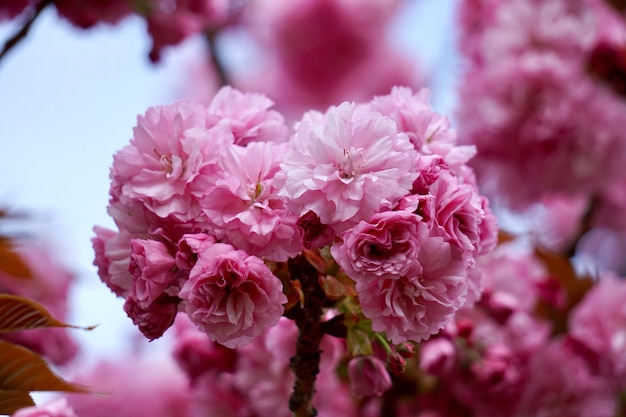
xmin=347 ymin=356 xmax=392 ymax=397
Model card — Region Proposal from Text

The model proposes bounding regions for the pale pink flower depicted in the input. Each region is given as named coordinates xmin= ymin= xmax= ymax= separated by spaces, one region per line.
xmin=357 ymin=236 xmax=468 ymax=343
xmin=569 ymin=273 xmax=626 ymax=387
xmin=347 ymin=355 xmax=392 ymax=397
xmin=279 ymin=102 xmax=418 ymax=233
xmin=331 ymin=210 xmax=429 ymax=281
xmin=129 ymin=238 xmax=178 ymax=308
xmin=178 ymin=243 xmax=287 ymax=348
xmin=206 ymin=86 xmax=289 ymax=145
xmin=13 ymin=398 xmax=78 ymax=417
xmin=200 ymin=141 xmax=302 ymax=261
xmin=111 ymin=100 xmax=229 ymax=223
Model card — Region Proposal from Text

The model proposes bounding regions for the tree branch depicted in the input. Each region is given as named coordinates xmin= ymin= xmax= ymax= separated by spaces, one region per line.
xmin=0 ymin=0 xmax=52 ymax=65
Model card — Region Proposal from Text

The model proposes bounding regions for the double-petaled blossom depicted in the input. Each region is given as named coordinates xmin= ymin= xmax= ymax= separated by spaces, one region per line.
xmin=278 ymin=102 xmax=418 ymax=233
xmin=12 ymin=399 xmax=79 ymax=417
xmin=200 ymin=141 xmax=302 ymax=261
xmin=356 ymin=236 xmax=468 ymax=344
xmin=178 ymin=243 xmax=287 ymax=348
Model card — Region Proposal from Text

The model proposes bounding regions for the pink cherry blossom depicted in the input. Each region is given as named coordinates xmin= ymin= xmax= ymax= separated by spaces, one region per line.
xmin=13 ymin=398 xmax=78 ymax=417
xmin=357 ymin=236 xmax=468 ymax=344
xmin=206 ymin=86 xmax=289 ymax=145
xmin=515 ymin=338 xmax=616 ymax=417
xmin=347 ymin=355 xmax=392 ymax=397
xmin=129 ymin=238 xmax=178 ymax=309
xmin=54 ymin=0 xmax=133 ymax=28
xmin=111 ymin=100 xmax=229 ymax=223
xmin=569 ymin=273 xmax=626 ymax=387
xmin=457 ymin=0 xmax=626 ymax=207
xmin=123 ymin=295 xmax=179 ymax=340
xmin=91 ymin=227 xmax=135 ymax=298
xmin=178 ymin=243 xmax=287 ymax=348
xmin=331 ymin=209 xmax=429 ymax=281
xmin=64 ymin=354 xmax=195 ymax=417
xmin=200 ymin=141 xmax=302 ymax=261
xmin=279 ymin=102 xmax=418 ymax=233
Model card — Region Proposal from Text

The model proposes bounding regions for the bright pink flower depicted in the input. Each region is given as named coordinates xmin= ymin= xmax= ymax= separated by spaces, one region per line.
xmin=200 ymin=141 xmax=302 ymax=261
xmin=569 ymin=273 xmax=626 ymax=387
xmin=111 ymin=100 xmax=229 ymax=223
xmin=206 ymin=86 xmax=289 ymax=145
xmin=296 ymin=210 xmax=336 ymax=250
xmin=331 ymin=210 xmax=429 ymax=281
xmin=419 ymin=337 xmax=456 ymax=375
xmin=421 ymin=169 xmax=493 ymax=263
xmin=13 ymin=398 xmax=78 ymax=417
xmin=347 ymin=355 xmax=392 ymax=397
xmin=123 ymin=295 xmax=178 ymax=340
xmin=129 ymin=238 xmax=178 ymax=308
xmin=178 ymin=243 xmax=287 ymax=348
xmin=279 ymin=102 xmax=418 ymax=233
xmin=175 ymin=232 xmax=216 ymax=271
xmin=357 ymin=236 xmax=468 ymax=343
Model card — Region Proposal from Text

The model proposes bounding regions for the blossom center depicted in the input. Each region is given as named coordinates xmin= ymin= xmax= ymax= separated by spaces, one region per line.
xmin=336 ymin=148 xmax=364 ymax=180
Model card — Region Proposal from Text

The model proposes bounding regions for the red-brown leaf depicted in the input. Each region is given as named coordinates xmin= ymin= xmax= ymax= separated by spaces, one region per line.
xmin=0 ymin=390 xmax=34 ymax=415
xmin=0 ymin=294 xmax=95 ymax=333
xmin=0 ymin=340 xmax=89 ymax=394
xmin=0 ymin=238 xmax=31 ymax=279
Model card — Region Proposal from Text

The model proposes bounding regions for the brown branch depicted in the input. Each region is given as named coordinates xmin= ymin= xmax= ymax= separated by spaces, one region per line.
xmin=287 ymin=254 xmax=327 ymax=417
xmin=204 ymin=29 xmax=229 ymax=87
xmin=0 ymin=0 xmax=52 ymax=64
xmin=563 ymin=195 xmax=600 ymax=259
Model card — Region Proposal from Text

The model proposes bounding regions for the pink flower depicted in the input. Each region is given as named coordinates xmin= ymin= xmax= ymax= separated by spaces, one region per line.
xmin=357 ymin=236 xmax=468 ymax=343
xmin=347 ymin=355 xmax=392 ymax=397
xmin=91 ymin=227 xmax=134 ymax=297
xmin=200 ymin=141 xmax=302 ymax=261
xmin=65 ymin=354 xmax=194 ymax=417
xmin=175 ymin=232 xmax=216 ymax=271
xmin=129 ymin=238 xmax=178 ymax=308
xmin=111 ymin=100 xmax=229 ymax=223
xmin=279 ymin=102 xmax=418 ymax=233
xmin=569 ymin=273 xmax=626 ymax=387
xmin=13 ymin=398 xmax=78 ymax=417
xmin=515 ymin=338 xmax=616 ymax=417
xmin=296 ymin=210 xmax=336 ymax=250
xmin=331 ymin=210 xmax=429 ymax=281
xmin=206 ymin=86 xmax=289 ymax=145
xmin=123 ymin=295 xmax=178 ymax=340
xmin=457 ymin=0 xmax=626 ymax=207
xmin=54 ymin=0 xmax=132 ymax=28
xmin=178 ymin=243 xmax=287 ymax=348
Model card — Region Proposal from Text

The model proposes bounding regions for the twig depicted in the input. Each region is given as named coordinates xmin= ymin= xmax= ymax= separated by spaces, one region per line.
xmin=286 ymin=254 xmax=327 ymax=417
xmin=0 ymin=0 xmax=52 ymax=64
xmin=204 ymin=29 xmax=229 ymax=87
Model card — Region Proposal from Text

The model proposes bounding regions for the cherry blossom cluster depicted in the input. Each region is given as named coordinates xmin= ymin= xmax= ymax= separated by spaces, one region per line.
xmin=456 ymin=0 xmax=626 ymax=207
xmin=1 ymin=0 xmax=230 ymax=62
xmin=92 ymin=86 xmax=497 ymax=369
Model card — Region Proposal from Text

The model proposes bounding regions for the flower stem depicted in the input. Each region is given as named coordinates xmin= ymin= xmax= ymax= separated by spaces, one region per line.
xmin=0 ymin=0 xmax=52 ymax=65
xmin=287 ymin=254 xmax=326 ymax=417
